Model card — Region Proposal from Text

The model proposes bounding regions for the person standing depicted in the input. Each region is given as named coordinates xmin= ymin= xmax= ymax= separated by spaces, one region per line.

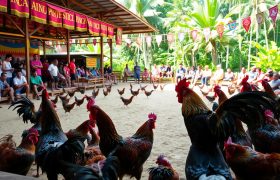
xmin=63 ymin=62 xmax=71 ymax=87
xmin=69 ymin=58 xmax=76 ymax=87
xmin=48 ymin=59 xmax=59 ymax=90
xmin=2 ymin=54 xmax=14 ymax=86
xmin=31 ymin=54 xmax=43 ymax=77
xmin=30 ymin=69 xmax=44 ymax=100
xmin=13 ymin=70 xmax=29 ymax=99
xmin=134 ymin=62 xmax=141 ymax=84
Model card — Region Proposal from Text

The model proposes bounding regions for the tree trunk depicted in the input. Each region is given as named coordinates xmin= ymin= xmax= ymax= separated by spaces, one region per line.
xmin=226 ymin=45 xmax=229 ymax=69
xmin=211 ymin=40 xmax=217 ymax=65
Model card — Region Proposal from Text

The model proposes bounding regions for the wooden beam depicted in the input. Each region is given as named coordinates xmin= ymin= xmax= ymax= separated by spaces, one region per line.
xmin=30 ymin=35 xmax=64 ymax=41
xmin=24 ymin=19 xmax=30 ymax=85
xmin=6 ymin=15 xmax=25 ymax=35
xmin=29 ymin=24 xmax=43 ymax=37
xmin=0 ymin=31 xmax=24 ymax=37
xmin=101 ymin=7 xmax=119 ymax=16
xmin=69 ymin=0 xmax=97 ymax=16
xmin=100 ymin=36 xmax=103 ymax=75
xmin=66 ymin=29 xmax=70 ymax=63
xmin=109 ymin=39 xmax=113 ymax=71
xmin=103 ymin=13 xmax=131 ymax=17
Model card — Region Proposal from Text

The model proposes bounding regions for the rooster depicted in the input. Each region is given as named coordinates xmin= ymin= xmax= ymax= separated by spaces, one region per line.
xmin=103 ymin=89 xmax=109 ymax=97
xmin=106 ymin=86 xmax=112 ymax=93
xmin=51 ymin=94 xmax=59 ymax=104
xmin=89 ymin=105 xmax=156 ymax=180
xmin=67 ymin=89 xmax=76 ymax=98
xmin=205 ymin=94 xmax=216 ymax=103
xmin=92 ymin=88 xmax=99 ymax=98
xmin=117 ymin=88 xmax=125 ymax=96
xmin=130 ymin=88 xmax=140 ymax=96
xmin=240 ymin=75 xmax=252 ymax=92
xmin=59 ymin=94 xmax=69 ymax=101
xmin=148 ymin=155 xmax=179 ymax=180
xmin=75 ymin=96 xmax=86 ymax=107
xmin=130 ymin=83 xmax=133 ymax=89
xmin=120 ymin=96 xmax=134 ymax=106
xmin=62 ymin=101 xmax=76 ymax=113
xmin=78 ymin=87 xmax=86 ymax=94
xmin=140 ymin=84 xmax=147 ymax=91
xmin=144 ymin=89 xmax=154 ymax=98
xmin=160 ymin=84 xmax=166 ymax=91
xmin=0 ymin=128 xmax=39 ymax=175
xmin=175 ymin=79 xmax=278 ymax=179
xmin=224 ymin=137 xmax=280 ymax=179
xmin=153 ymin=83 xmax=158 ymax=90
xmin=262 ymin=79 xmax=280 ymax=103
xmin=213 ymin=85 xmax=228 ymax=105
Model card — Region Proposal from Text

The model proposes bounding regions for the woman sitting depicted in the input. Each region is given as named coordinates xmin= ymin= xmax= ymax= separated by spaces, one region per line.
xmin=123 ymin=64 xmax=133 ymax=82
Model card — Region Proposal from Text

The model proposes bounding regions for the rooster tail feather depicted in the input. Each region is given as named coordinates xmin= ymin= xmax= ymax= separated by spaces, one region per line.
xmin=101 ymin=156 xmax=120 ymax=180
xmin=148 ymin=167 xmax=174 ymax=179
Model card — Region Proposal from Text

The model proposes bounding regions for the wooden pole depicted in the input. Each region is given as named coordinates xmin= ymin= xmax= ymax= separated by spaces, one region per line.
xmin=24 ymin=18 xmax=30 ymax=85
xmin=109 ymin=39 xmax=113 ymax=71
xmin=100 ymin=36 xmax=104 ymax=75
xmin=42 ymin=41 xmax=46 ymax=60
xmin=66 ymin=30 xmax=70 ymax=63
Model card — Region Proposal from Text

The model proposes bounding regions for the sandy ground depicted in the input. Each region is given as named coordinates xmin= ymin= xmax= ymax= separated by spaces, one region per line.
xmin=0 ymin=82 xmax=219 ymax=180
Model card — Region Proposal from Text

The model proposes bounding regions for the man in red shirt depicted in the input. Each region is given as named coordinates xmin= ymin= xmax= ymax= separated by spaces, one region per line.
xmin=69 ymin=58 xmax=76 ymax=87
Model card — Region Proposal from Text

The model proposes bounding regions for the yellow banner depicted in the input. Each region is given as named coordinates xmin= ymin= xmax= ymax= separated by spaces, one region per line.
xmin=86 ymin=57 xmax=97 ymax=68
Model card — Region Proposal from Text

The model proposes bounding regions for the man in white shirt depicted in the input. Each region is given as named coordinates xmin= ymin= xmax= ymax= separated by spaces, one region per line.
xmin=13 ymin=70 xmax=29 ymax=99
xmin=48 ymin=59 xmax=59 ymax=90
xmin=2 ymin=54 xmax=14 ymax=86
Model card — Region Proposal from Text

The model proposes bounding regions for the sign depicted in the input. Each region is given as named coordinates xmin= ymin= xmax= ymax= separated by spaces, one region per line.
xmin=178 ymin=32 xmax=185 ymax=42
xmin=216 ymin=23 xmax=224 ymax=38
xmin=107 ymin=24 xmax=114 ymax=39
xmin=88 ymin=18 xmax=100 ymax=36
xmin=269 ymin=5 xmax=278 ymax=26
xmin=116 ymin=27 xmax=122 ymax=45
xmin=242 ymin=17 xmax=251 ymax=32
xmin=86 ymin=57 xmax=97 ymax=68
xmin=10 ymin=0 xmax=30 ymax=18
xmin=63 ymin=10 xmax=75 ymax=30
xmin=0 ymin=0 xmax=7 ymax=13
xmin=75 ymin=13 xmax=87 ymax=32
xmin=100 ymin=22 xmax=108 ymax=37
xmin=31 ymin=0 xmax=47 ymax=24
xmin=47 ymin=4 xmax=64 ymax=27
xmin=203 ymin=28 xmax=211 ymax=42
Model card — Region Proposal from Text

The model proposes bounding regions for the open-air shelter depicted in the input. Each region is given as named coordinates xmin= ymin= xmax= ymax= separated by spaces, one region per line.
xmin=0 ymin=0 xmax=156 ymax=84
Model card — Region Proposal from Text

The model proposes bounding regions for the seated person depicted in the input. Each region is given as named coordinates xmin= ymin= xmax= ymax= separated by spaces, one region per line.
xmin=248 ymin=66 xmax=257 ymax=83
xmin=160 ymin=64 xmax=167 ymax=77
xmin=13 ymin=70 xmax=29 ymax=99
xmin=252 ymin=68 xmax=265 ymax=86
xmin=201 ymin=65 xmax=212 ymax=87
xmin=91 ymin=67 xmax=100 ymax=77
xmin=107 ymin=66 xmax=117 ymax=84
xmin=166 ymin=64 xmax=172 ymax=77
xmin=0 ymin=72 xmax=15 ymax=103
xmin=186 ymin=66 xmax=195 ymax=80
xmin=237 ymin=67 xmax=247 ymax=85
xmin=210 ymin=64 xmax=224 ymax=87
xmin=193 ymin=65 xmax=203 ymax=85
xmin=142 ymin=68 xmax=149 ymax=82
xmin=269 ymin=72 xmax=280 ymax=95
xmin=123 ymin=64 xmax=133 ymax=82
xmin=176 ymin=64 xmax=186 ymax=83
xmin=77 ymin=66 xmax=86 ymax=78
xmin=224 ymin=68 xmax=234 ymax=81
xmin=30 ymin=69 xmax=44 ymax=100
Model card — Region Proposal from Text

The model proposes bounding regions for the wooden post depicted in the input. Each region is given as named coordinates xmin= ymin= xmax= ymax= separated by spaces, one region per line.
xmin=66 ymin=30 xmax=70 ymax=63
xmin=100 ymin=36 xmax=104 ymax=75
xmin=109 ymin=39 xmax=113 ymax=71
xmin=24 ymin=18 xmax=30 ymax=85
xmin=42 ymin=41 xmax=46 ymax=60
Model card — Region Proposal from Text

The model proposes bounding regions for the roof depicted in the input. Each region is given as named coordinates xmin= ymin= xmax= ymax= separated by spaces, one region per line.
xmin=45 ymin=0 xmax=157 ymax=35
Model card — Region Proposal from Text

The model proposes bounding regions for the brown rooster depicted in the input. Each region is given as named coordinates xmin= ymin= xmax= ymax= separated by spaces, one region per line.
xmin=0 ymin=128 xmax=39 ymax=175
xmin=74 ymin=96 xmax=86 ymax=107
xmin=103 ymin=88 xmax=109 ymax=97
xmin=130 ymin=88 xmax=140 ymax=96
xmin=148 ymin=155 xmax=179 ymax=180
xmin=224 ymin=137 xmax=280 ymax=180
xmin=213 ymin=85 xmax=228 ymax=105
xmin=106 ymin=86 xmax=112 ymax=93
xmin=117 ymin=88 xmax=125 ymax=96
xmin=160 ymin=84 xmax=166 ymax=91
xmin=240 ymin=75 xmax=252 ymax=92
xmin=153 ymin=83 xmax=158 ymax=90
xmin=78 ymin=87 xmax=86 ymax=94
xmin=144 ymin=89 xmax=154 ymax=98
xmin=140 ymin=84 xmax=147 ymax=91
xmin=51 ymin=94 xmax=59 ymax=104
xmin=92 ymin=88 xmax=99 ymax=98
xmin=120 ymin=96 xmax=134 ymax=106
xmin=67 ymin=89 xmax=76 ymax=98
xmin=62 ymin=101 xmax=76 ymax=113
xmin=89 ymin=105 xmax=156 ymax=180
xmin=59 ymin=93 xmax=69 ymax=101
xmin=65 ymin=119 xmax=95 ymax=143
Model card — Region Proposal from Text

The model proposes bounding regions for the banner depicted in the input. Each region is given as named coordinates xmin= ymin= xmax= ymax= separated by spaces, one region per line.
xmin=30 ymin=0 xmax=47 ymax=24
xmin=47 ymin=4 xmax=63 ymax=27
xmin=93 ymin=39 xmax=97 ymax=46
xmin=75 ymin=13 xmax=87 ymax=32
xmin=146 ymin=36 xmax=152 ymax=47
xmin=216 ymin=23 xmax=224 ymax=38
xmin=116 ymin=27 xmax=122 ymax=45
xmin=63 ymin=10 xmax=75 ymax=30
xmin=0 ymin=0 xmax=7 ymax=13
xmin=191 ymin=30 xmax=198 ymax=41
xmin=256 ymin=12 xmax=264 ymax=25
xmin=178 ymin=32 xmax=185 ymax=42
xmin=269 ymin=5 xmax=278 ymax=26
xmin=86 ymin=57 xmax=97 ymax=68
xmin=203 ymin=28 xmax=211 ymax=42
xmin=156 ymin=35 xmax=162 ymax=46
xmin=87 ymin=18 xmax=100 ymax=36
xmin=100 ymin=22 xmax=108 ymax=37
xmin=107 ymin=24 xmax=114 ymax=39
xmin=242 ymin=17 xmax=251 ymax=32
xmin=10 ymin=0 xmax=30 ymax=18
xmin=0 ymin=40 xmax=39 ymax=58
xmin=167 ymin=33 xmax=174 ymax=43
xmin=228 ymin=21 xmax=237 ymax=31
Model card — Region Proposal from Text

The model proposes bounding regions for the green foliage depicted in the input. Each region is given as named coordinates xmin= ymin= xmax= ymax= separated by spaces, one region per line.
xmin=251 ymin=41 xmax=280 ymax=72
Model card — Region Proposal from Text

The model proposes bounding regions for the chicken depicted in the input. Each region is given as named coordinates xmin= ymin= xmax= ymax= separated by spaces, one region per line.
xmin=120 ymin=96 xmax=134 ymax=106
xmin=106 ymin=86 xmax=112 ymax=93
xmin=78 ymin=87 xmax=86 ymax=94
xmin=240 ymin=75 xmax=252 ymax=92
xmin=153 ymin=83 xmax=158 ymax=90
xmin=140 ymin=84 xmax=147 ymax=91
xmin=144 ymin=89 xmax=154 ymax=98
xmin=175 ymin=79 xmax=275 ymax=179
xmin=148 ymin=155 xmax=179 ymax=180
xmin=227 ymin=85 xmax=236 ymax=95
xmin=0 ymin=128 xmax=39 ymax=175
xmin=67 ymin=89 xmax=76 ymax=98
xmin=213 ymin=85 xmax=228 ymax=105
xmin=62 ymin=101 xmax=76 ymax=113
xmin=103 ymin=89 xmax=109 ymax=97
xmin=130 ymin=88 xmax=140 ymax=96
xmin=75 ymin=96 xmax=86 ymax=107
xmin=200 ymin=88 xmax=210 ymax=96
xmin=130 ymin=83 xmax=133 ymax=89
xmin=92 ymin=88 xmax=99 ymax=98
xmin=262 ymin=79 xmax=280 ymax=103
xmin=205 ymin=94 xmax=216 ymax=103
xmin=59 ymin=94 xmax=69 ymax=101
xmin=89 ymin=105 xmax=156 ymax=179
xmin=51 ymin=94 xmax=59 ymax=104
xmin=35 ymin=89 xmax=68 ymax=179
xmin=117 ymin=88 xmax=125 ymax=96
xmin=160 ymin=84 xmax=166 ymax=91
xmin=224 ymin=137 xmax=280 ymax=179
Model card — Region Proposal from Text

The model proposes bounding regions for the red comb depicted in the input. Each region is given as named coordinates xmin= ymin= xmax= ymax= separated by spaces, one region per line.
xmin=148 ymin=113 xmax=157 ymax=120
xmin=86 ymin=98 xmax=95 ymax=111
xmin=175 ymin=79 xmax=191 ymax=103
xmin=241 ymin=75 xmax=249 ymax=84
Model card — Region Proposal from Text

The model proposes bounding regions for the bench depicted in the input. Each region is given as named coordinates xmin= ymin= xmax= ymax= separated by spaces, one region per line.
xmin=112 ymin=71 xmax=122 ymax=82
xmin=77 ymin=77 xmax=105 ymax=88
